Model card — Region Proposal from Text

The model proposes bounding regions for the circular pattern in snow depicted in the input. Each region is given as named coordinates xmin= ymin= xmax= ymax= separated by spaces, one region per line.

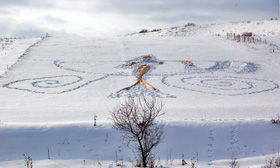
xmin=3 ymin=75 xmax=109 ymax=94
xmin=162 ymin=75 xmax=279 ymax=96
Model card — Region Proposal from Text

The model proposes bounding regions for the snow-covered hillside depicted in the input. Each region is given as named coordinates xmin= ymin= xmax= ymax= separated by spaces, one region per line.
xmin=0 ymin=38 xmax=42 ymax=76
xmin=128 ymin=20 xmax=280 ymax=37
xmin=0 ymin=20 xmax=280 ymax=168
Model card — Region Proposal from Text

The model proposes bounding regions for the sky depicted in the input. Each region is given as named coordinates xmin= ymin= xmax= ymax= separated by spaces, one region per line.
xmin=0 ymin=0 xmax=279 ymax=37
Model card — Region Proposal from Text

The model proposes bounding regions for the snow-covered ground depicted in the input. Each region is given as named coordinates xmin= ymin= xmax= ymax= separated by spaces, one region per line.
xmin=0 ymin=20 xmax=280 ymax=168
xmin=128 ymin=20 xmax=280 ymax=37
xmin=0 ymin=38 xmax=42 ymax=76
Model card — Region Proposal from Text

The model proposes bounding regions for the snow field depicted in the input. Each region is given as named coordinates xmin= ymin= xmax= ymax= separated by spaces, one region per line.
xmin=0 ymin=121 xmax=280 ymax=168
xmin=0 ymin=23 xmax=280 ymax=167
xmin=0 ymin=38 xmax=42 ymax=76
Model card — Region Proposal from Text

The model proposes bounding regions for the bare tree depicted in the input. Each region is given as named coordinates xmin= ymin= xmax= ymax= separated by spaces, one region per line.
xmin=110 ymin=96 xmax=165 ymax=167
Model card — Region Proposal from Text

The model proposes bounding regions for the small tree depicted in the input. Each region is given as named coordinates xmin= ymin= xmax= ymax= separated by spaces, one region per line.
xmin=110 ymin=96 xmax=165 ymax=167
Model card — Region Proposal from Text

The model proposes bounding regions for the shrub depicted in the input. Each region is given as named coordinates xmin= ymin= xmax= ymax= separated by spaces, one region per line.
xmin=230 ymin=153 xmax=239 ymax=168
xmin=242 ymin=32 xmax=253 ymax=37
xmin=151 ymin=29 xmax=161 ymax=32
xmin=262 ymin=155 xmax=280 ymax=168
xmin=271 ymin=116 xmax=280 ymax=124
xmin=139 ymin=29 xmax=148 ymax=33
xmin=185 ymin=23 xmax=196 ymax=27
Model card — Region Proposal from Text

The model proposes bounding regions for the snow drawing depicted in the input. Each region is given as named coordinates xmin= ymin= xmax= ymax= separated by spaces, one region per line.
xmin=2 ymin=55 xmax=279 ymax=96
xmin=162 ymin=75 xmax=279 ymax=96
xmin=3 ymin=75 xmax=109 ymax=94
xmin=109 ymin=55 xmax=176 ymax=98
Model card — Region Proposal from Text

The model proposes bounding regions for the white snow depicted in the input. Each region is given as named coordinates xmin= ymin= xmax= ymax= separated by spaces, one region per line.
xmin=0 ymin=20 xmax=280 ymax=168
xmin=0 ymin=38 xmax=42 ymax=77
xmin=129 ymin=20 xmax=280 ymax=37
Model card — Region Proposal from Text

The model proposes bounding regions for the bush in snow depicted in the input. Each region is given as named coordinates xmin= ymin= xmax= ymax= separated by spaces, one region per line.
xmin=271 ymin=116 xmax=280 ymax=124
xmin=184 ymin=22 xmax=196 ymax=27
xmin=151 ymin=29 xmax=161 ymax=32
xmin=242 ymin=32 xmax=253 ymax=37
xmin=23 ymin=154 xmax=33 ymax=168
xmin=230 ymin=153 xmax=239 ymax=168
xmin=139 ymin=29 xmax=148 ymax=33
xmin=262 ymin=156 xmax=280 ymax=168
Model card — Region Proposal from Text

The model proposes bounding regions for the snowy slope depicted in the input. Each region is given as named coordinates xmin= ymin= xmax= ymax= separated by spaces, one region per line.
xmin=128 ymin=20 xmax=280 ymax=37
xmin=0 ymin=38 xmax=42 ymax=76
xmin=0 ymin=21 xmax=280 ymax=168
xmin=1 ymin=36 xmax=279 ymax=123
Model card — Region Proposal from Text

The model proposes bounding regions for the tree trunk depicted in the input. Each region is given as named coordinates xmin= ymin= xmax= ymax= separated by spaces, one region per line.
xmin=138 ymin=138 xmax=147 ymax=167
xmin=142 ymin=155 xmax=147 ymax=167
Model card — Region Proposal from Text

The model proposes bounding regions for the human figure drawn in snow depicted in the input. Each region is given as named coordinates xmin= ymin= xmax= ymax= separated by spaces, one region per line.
xmin=119 ymin=55 xmax=196 ymax=91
